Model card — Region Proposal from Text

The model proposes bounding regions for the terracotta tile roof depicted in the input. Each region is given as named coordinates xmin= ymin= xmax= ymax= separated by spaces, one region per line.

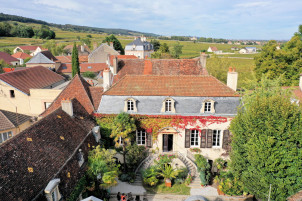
xmin=41 ymin=75 xmax=103 ymax=117
xmin=55 ymin=55 xmax=72 ymax=63
xmin=0 ymin=51 xmax=19 ymax=65
xmin=282 ymin=86 xmax=302 ymax=101
xmin=0 ymin=99 xmax=96 ymax=200
xmin=0 ymin=110 xmax=32 ymax=131
xmin=288 ymin=190 xmax=302 ymax=201
xmin=0 ymin=66 xmax=65 ymax=95
xmin=17 ymin=45 xmax=41 ymax=51
xmin=105 ymin=75 xmax=239 ymax=97
xmin=55 ymin=55 xmax=88 ymax=63
xmin=57 ymin=63 xmax=108 ymax=73
xmin=209 ymin=46 xmax=218 ymax=51
xmin=109 ymin=55 xmax=137 ymax=66
xmin=11 ymin=52 xmax=31 ymax=59
xmin=114 ymin=58 xmax=208 ymax=83
xmin=2 ymin=68 xmax=15 ymax=73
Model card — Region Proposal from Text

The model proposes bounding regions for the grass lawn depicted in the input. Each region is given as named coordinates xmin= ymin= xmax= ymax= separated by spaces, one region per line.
xmin=144 ymin=181 xmax=191 ymax=195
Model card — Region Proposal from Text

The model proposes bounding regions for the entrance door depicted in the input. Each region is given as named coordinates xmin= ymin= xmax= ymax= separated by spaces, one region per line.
xmin=163 ymin=134 xmax=173 ymax=152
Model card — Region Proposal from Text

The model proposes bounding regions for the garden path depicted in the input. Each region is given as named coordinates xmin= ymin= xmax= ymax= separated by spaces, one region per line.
xmin=190 ymin=186 xmax=219 ymax=196
xmin=109 ymin=180 xmax=146 ymax=195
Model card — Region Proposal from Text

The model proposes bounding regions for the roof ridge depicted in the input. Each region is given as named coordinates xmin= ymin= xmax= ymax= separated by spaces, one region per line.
xmin=103 ymin=74 xmax=128 ymax=95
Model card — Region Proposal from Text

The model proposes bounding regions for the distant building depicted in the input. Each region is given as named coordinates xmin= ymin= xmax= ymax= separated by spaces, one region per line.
xmin=88 ymin=43 xmax=119 ymax=63
xmin=125 ymin=37 xmax=154 ymax=59
xmin=245 ymin=47 xmax=257 ymax=53
xmin=13 ymin=45 xmax=47 ymax=56
xmin=64 ymin=44 xmax=91 ymax=56
xmin=207 ymin=46 xmax=222 ymax=54
xmin=11 ymin=52 xmax=31 ymax=65
xmin=231 ymin=47 xmax=239 ymax=51
xmin=26 ymin=51 xmax=61 ymax=70
xmin=239 ymin=48 xmax=248 ymax=54
xmin=0 ymin=51 xmax=19 ymax=66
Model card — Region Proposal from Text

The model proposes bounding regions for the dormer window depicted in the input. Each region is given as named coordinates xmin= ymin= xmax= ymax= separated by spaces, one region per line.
xmin=45 ymin=179 xmax=62 ymax=201
xmin=161 ymin=98 xmax=176 ymax=113
xmin=201 ymin=99 xmax=215 ymax=114
xmin=124 ymin=98 xmax=137 ymax=112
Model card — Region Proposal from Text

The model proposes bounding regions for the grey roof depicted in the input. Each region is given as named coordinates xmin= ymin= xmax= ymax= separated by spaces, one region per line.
xmin=98 ymin=95 xmax=240 ymax=117
xmin=0 ymin=110 xmax=31 ymax=131
xmin=125 ymin=37 xmax=153 ymax=51
xmin=26 ymin=52 xmax=55 ymax=64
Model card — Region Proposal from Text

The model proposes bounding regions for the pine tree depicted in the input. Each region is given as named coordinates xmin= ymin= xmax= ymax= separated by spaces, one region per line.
xmin=71 ymin=43 xmax=80 ymax=77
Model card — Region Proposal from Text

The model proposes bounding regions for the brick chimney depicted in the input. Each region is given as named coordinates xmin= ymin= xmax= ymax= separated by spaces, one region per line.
xmin=299 ymin=74 xmax=302 ymax=90
xmin=103 ymin=68 xmax=112 ymax=91
xmin=112 ymin=56 xmax=118 ymax=75
xmin=61 ymin=98 xmax=73 ymax=117
xmin=227 ymin=67 xmax=238 ymax=91
xmin=200 ymin=52 xmax=207 ymax=68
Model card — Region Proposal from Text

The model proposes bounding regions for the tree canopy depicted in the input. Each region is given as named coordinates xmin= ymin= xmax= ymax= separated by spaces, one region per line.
xmin=103 ymin=34 xmax=124 ymax=54
xmin=255 ymin=25 xmax=302 ymax=86
xmin=230 ymin=77 xmax=302 ymax=200
xmin=71 ymin=43 xmax=80 ymax=77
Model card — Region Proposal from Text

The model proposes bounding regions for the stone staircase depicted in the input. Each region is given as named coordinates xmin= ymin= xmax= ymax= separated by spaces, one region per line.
xmin=132 ymin=154 xmax=158 ymax=186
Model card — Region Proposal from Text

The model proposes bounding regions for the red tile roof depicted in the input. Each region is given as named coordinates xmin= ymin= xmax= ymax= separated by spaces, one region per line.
xmin=55 ymin=55 xmax=88 ymax=63
xmin=114 ymin=58 xmax=208 ymax=83
xmin=0 ymin=99 xmax=96 ymax=200
xmin=2 ymin=68 xmax=15 ymax=73
xmin=11 ymin=52 xmax=31 ymax=59
xmin=209 ymin=46 xmax=218 ymax=51
xmin=282 ymin=86 xmax=302 ymax=101
xmin=0 ymin=66 xmax=65 ymax=95
xmin=57 ymin=63 xmax=108 ymax=73
xmin=105 ymin=75 xmax=239 ymax=97
xmin=109 ymin=55 xmax=137 ymax=65
xmin=0 ymin=51 xmax=19 ymax=65
xmin=17 ymin=45 xmax=41 ymax=51
xmin=41 ymin=75 xmax=103 ymax=117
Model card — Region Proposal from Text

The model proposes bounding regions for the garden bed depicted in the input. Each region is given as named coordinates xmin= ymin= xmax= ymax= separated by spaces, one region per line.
xmin=144 ymin=181 xmax=190 ymax=195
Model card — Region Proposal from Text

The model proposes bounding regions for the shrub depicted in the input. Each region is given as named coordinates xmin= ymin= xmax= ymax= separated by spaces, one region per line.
xmin=126 ymin=144 xmax=148 ymax=171
xmin=184 ymin=174 xmax=192 ymax=185
xmin=176 ymin=167 xmax=188 ymax=180
xmin=194 ymin=154 xmax=211 ymax=185
xmin=218 ymin=171 xmax=244 ymax=196
xmin=82 ymin=71 xmax=96 ymax=79
xmin=213 ymin=158 xmax=227 ymax=172
xmin=142 ymin=166 xmax=159 ymax=186
xmin=119 ymin=173 xmax=135 ymax=183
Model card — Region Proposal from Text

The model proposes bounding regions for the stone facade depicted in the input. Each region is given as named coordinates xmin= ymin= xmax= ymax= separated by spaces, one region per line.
xmin=88 ymin=43 xmax=119 ymax=63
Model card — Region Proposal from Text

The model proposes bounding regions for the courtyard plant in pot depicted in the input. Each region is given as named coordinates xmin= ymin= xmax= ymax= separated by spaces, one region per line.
xmin=159 ymin=164 xmax=181 ymax=187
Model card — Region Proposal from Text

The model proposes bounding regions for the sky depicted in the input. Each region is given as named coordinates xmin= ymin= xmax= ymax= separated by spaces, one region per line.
xmin=1 ymin=0 xmax=302 ymax=40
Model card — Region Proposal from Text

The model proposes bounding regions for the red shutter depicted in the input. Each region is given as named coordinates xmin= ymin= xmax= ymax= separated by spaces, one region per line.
xmin=185 ymin=129 xmax=190 ymax=148
xmin=200 ymin=129 xmax=207 ymax=148
xmin=207 ymin=129 xmax=213 ymax=148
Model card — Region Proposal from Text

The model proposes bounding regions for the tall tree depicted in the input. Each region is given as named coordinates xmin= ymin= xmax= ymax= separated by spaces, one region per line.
xmin=110 ymin=112 xmax=136 ymax=171
xmin=150 ymin=39 xmax=160 ymax=51
xmin=171 ymin=42 xmax=183 ymax=58
xmin=71 ymin=43 xmax=80 ymax=77
xmin=103 ymin=34 xmax=124 ymax=54
xmin=230 ymin=76 xmax=302 ymax=200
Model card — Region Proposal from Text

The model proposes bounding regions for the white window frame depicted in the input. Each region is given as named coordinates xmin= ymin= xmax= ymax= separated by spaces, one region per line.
xmin=161 ymin=98 xmax=176 ymax=113
xmin=200 ymin=99 xmax=215 ymax=114
xmin=212 ymin=130 xmax=222 ymax=148
xmin=165 ymin=99 xmax=172 ymax=112
xmin=204 ymin=102 xmax=211 ymax=112
xmin=190 ymin=130 xmax=199 ymax=147
xmin=124 ymin=98 xmax=137 ymax=112
xmin=136 ymin=130 xmax=146 ymax=145
xmin=127 ymin=99 xmax=134 ymax=111
xmin=0 ymin=131 xmax=13 ymax=143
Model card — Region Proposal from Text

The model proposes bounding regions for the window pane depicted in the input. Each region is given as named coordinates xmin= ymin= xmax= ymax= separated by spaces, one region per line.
xmin=3 ymin=133 xmax=8 ymax=141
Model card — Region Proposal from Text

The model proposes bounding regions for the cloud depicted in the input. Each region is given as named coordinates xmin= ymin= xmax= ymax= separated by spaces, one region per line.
xmin=235 ymin=1 xmax=271 ymax=8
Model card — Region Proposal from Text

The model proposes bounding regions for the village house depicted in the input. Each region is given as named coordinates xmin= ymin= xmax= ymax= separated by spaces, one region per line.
xmin=0 ymin=109 xmax=32 ymax=144
xmin=64 ymin=44 xmax=91 ymax=56
xmin=125 ymin=37 xmax=154 ymax=59
xmin=0 ymin=51 xmax=20 ymax=66
xmin=88 ymin=43 xmax=119 ymax=63
xmin=13 ymin=45 xmax=47 ymax=56
xmin=0 ymin=98 xmax=100 ymax=201
xmin=26 ymin=51 xmax=61 ymax=70
xmin=57 ymin=62 xmax=108 ymax=78
xmin=0 ymin=66 xmax=67 ymax=116
xmin=245 ymin=47 xmax=257 ymax=53
xmin=11 ymin=52 xmax=31 ymax=65
xmin=207 ymin=46 xmax=222 ymax=54
xmin=239 ymin=48 xmax=248 ymax=54
xmin=97 ymin=67 xmax=239 ymax=161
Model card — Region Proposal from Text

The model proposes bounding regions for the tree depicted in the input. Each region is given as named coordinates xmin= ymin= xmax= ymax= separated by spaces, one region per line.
xmin=171 ymin=42 xmax=183 ymax=58
xmin=151 ymin=39 xmax=160 ymax=51
xmin=159 ymin=164 xmax=181 ymax=187
xmin=110 ymin=112 xmax=136 ymax=171
xmin=103 ymin=34 xmax=124 ymax=54
xmin=159 ymin=43 xmax=169 ymax=53
xmin=230 ymin=76 xmax=302 ymax=200
xmin=88 ymin=146 xmax=119 ymax=189
xmin=71 ymin=43 xmax=80 ymax=77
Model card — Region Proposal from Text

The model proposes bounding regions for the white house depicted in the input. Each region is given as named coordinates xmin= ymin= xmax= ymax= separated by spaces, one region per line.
xmin=125 ymin=37 xmax=154 ymax=59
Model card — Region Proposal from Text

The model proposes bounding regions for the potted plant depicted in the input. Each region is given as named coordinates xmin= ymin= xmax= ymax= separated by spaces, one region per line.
xmin=159 ymin=164 xmax=181 ymax=187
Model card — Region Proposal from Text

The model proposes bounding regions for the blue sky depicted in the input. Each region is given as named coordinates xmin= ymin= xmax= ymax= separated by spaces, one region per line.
xmin=1 ymin=0 xmax=302 ymax=40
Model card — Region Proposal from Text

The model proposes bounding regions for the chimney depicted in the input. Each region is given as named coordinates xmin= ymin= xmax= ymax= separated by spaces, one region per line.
xmin=299 ymin=74 xmax=302 ymax=90
xmin=103 ymin=68 xmax=112 ymax=91
xmin=200 ymin=52 xmax=207 ymax=68
xmin=61 ymin=98 xmax=73 ymax=117
xmin=227 ymin=67 xmax=238 ymax=91
xmin=112 ymin=56 xmax=118 ymax=75
xmin=93 ymin=42 xmax=97 ymax=50
xmin=110 ymin=42 xmax=114 ymax=49
xmin=81 ymin=45 xmax=84 ymax=53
